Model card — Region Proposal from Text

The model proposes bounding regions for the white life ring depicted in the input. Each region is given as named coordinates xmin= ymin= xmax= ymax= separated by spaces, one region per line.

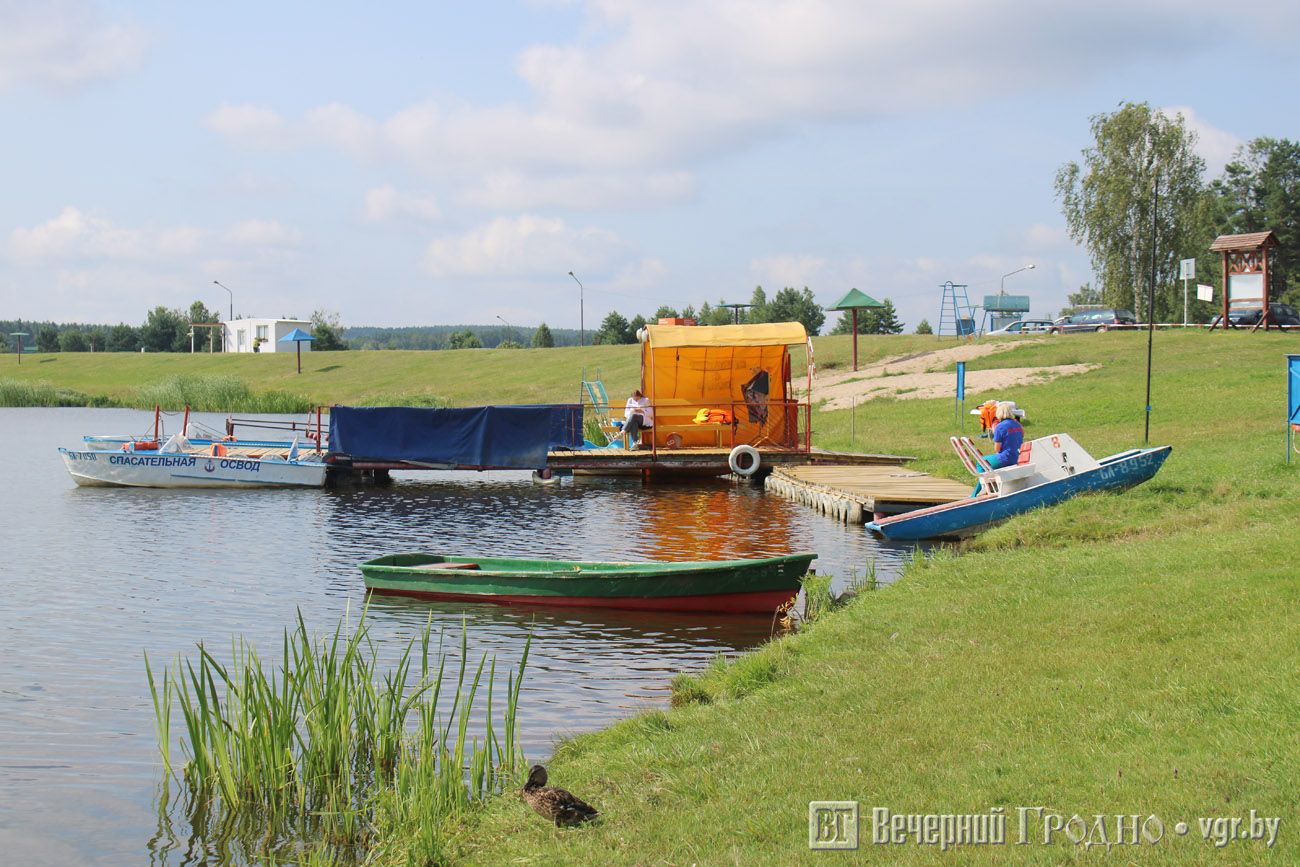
xmin=531 ymin=468 xmax=560 ymax=484
xmin=728 ymin=444 xmax=761 ymax=477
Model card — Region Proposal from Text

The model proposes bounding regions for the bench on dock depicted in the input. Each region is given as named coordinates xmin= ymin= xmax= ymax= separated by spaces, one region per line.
xmin=598 ymin=397 xmax=738 ymax=449
xmin=646 ymin=398 xmax=737 ymax=449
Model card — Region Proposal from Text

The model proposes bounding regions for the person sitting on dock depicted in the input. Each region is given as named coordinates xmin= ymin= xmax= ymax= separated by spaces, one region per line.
xmin=623 ymin=389 xmax=654 ymax=449
xmin=971 ymin=401 xmax=1025 ymax=496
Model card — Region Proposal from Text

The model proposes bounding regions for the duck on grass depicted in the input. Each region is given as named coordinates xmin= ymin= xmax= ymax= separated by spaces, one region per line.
xmin=521 ymin=764 xmax=600 ymax=828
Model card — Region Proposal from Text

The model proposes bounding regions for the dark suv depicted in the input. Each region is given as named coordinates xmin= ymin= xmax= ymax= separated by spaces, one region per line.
xmin=1050 ymin=308 xmax=1137 ymax=333
xmin=1211 ymin=301 xmax=1300 ymax=328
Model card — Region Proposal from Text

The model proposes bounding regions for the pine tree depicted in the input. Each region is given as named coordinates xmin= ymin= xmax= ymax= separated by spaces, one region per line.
xmin=531 ymin=322 xmax=555 ymax=348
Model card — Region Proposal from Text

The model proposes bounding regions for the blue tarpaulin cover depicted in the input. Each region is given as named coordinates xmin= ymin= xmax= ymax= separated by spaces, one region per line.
xmin=328 ymin=405 xmax=582 ymax=468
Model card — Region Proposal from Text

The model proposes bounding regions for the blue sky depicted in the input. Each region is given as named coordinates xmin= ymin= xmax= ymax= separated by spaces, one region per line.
xmin=4 ymin=0 xmax=1300 ymax=335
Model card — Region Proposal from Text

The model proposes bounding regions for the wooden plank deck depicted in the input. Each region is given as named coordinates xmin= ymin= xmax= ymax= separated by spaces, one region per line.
xmin=544 ymin=445 xmax=913 ymax=477
xmin=765 ymin=465 xmax=973 ymax=524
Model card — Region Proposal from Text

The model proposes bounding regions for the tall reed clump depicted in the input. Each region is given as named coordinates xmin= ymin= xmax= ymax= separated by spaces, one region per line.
xmin=145 ymin=609 xmax=530 ymax=865
xmin=363 ymin=392 xmax=450 ymax=408
xmin=133 ymin=374 xmax=315 ymax=413
xmin=0 ymin=378 xmax=106 ymax=407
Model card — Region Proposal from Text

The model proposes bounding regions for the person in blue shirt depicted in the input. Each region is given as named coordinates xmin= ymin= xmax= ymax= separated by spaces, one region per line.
xmin=971 ymin=402 xmax=1024 ymax=496
xmin=986 ymin=402 xmax=1025 ymax=468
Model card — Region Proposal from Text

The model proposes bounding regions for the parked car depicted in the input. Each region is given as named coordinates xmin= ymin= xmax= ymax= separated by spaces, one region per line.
xmin=986 ymin=319 xmax=1055 ymax=336
xmin=1050 ymin=308 xmax=1137 ymax=333
xmin=1210 ymin=301 xmax=1300 ymax=328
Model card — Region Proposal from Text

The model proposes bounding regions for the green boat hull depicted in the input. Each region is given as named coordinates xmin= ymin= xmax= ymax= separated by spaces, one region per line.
xmin=358 ymin=552 xmax=817 ymax=614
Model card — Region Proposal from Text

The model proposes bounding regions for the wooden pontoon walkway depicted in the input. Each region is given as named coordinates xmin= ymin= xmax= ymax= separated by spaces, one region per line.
xmin=544 ymin=445 xmax=913 ymax=478
xmin=765 ymin=465 xmax=973 ymax=525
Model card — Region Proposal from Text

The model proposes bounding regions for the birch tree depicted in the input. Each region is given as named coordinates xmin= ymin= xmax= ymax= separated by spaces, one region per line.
xmin=1055 ymin=102 xmax=1206 ymax=321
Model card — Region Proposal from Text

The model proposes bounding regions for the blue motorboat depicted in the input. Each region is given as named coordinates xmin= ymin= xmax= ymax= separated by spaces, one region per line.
xmin=865 ymin=433 xmax=1172 ymax=540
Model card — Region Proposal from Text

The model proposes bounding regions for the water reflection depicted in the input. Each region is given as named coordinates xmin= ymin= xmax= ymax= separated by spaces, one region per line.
xmin=0 ymin=408 xmax=919 ymax=864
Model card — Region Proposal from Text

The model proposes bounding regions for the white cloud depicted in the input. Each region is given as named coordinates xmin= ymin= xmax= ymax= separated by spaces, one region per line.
xmin=422 ymin=215 xmax=633 ymax=277
xmin=10 ymin=206 xmax=148 ymax=261
xmin=364 ymin=186 xmax=442 ymax=222
xmin=1162 ymin=105 xmax=1243 ymax=177
xmin=8 ymin=208 xmax=302 ymax=277
xmin=456 ymin=171 xmax=695 ymax=210
xmin=223 ymin=220 xmax=304 ymax=247
xmin=748 ymin=255 xmax=829 ymax=290
xmin=203 ymin=1 xmax=1300 ymax=210
xmin=0 ymin=0 xmax=149 ymax=91
xmin=203 ymin=104 xmax=291 ymax=149
xmin=305 ymin=103 xmax=382 ymax=158
xmin=612 ymin=257 xmax=667 ymax=289
xmin=1009 ymin=222 xmax=1072 ymax=251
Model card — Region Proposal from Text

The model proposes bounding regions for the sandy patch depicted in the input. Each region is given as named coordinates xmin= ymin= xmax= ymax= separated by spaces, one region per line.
xmin=802 ymin=340 xmax=1099 ymax=411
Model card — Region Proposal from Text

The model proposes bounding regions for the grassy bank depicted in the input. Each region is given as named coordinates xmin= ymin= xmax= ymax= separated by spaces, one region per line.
xmin=0 ymin=331 xmax=943 ymax=409
xmin=13 ymin=330 xmax=1299 ymax=862
xmin=432 ymin=330 xmax=1298 ymax=865
xmin=0 ymin=343 xmax=644 ymax=408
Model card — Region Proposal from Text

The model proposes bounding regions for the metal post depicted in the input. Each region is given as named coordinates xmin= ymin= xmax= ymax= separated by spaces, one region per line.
xmin=851 ymin=308 xmax=858 ymax=371
xmin=1145 ymin=178 xmax=1157 ymax=444
xmin=568 ymin=271 xmax=584 ymax=346
xmin=214 ymin=280 xmax=233 ymax=351
xmin=956 ymin=361 xmax=966 ymax=429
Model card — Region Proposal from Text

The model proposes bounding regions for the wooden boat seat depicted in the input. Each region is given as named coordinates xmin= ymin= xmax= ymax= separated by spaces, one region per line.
xmin=413 ymin=562 xmax=481 ymax=571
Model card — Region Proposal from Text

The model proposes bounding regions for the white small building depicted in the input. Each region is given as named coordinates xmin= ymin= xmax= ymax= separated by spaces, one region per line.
xmin=223 ymin=318 xmax=313 ymax=353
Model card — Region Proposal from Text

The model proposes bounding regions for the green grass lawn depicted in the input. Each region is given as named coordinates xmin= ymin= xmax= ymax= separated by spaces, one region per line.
xmin=0 ymin=343 xmax=643 ymax=409
xmin=8 ymin=329 xmax=1300 ymax=864
xmin=438 ymin=330 xmax=1296 ymax=866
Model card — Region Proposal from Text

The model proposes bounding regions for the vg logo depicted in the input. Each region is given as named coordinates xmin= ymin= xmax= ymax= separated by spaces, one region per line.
xmin=809 ymin=801 xmax=858 ymax=850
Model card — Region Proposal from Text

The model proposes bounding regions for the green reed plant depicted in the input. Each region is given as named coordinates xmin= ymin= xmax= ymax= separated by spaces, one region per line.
xmin=132 ymin=374 xmax=315 ymax=413
xmin=0 ymin=378 xmax=103 ymax=406
xmin=146 ymin=608 xmax=530 ymax=863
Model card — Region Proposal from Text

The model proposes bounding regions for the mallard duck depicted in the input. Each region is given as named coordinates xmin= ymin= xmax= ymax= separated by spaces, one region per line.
xmin=521 ymin=764 xmax=599 ymax=827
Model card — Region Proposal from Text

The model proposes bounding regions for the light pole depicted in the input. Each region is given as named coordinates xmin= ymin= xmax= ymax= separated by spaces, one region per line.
xmin=496 ymin=314 xmax=512 ymax=345
xmin=568 ymin=271 xmax=584 ymax=346
xmin=213 ymin=280 xmax=233 ymax=321
xmin=213 ymin=280 xmax=233 ymax=352
xmin=999 ymin=264 xmax=1035 ymax=294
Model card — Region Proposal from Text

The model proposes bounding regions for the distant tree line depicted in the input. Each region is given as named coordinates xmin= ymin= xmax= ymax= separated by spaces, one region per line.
xmin=346 ymin=323 xmax=580 ymax=350
xmin=2 ymin=305 xmax=349 ymax=353
xmin=6 ymin=282 xmax=915 ymax=357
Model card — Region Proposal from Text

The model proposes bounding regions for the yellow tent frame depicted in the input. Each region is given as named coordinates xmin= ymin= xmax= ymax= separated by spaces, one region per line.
xmin=639 ymin=323 xmax=812 ymax=450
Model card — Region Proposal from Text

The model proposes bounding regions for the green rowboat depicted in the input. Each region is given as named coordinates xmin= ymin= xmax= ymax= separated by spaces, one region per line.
xmin=358 ymin=552 xmax=817 ymax=614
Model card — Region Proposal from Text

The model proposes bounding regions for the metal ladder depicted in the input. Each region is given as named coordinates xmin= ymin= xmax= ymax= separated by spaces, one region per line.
xmin=938 ymin=282 xmax=978 ymax=338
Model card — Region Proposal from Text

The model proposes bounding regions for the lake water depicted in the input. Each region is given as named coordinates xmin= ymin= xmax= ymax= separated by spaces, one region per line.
xmin=0 ymin=407 xmax=919 ymax=864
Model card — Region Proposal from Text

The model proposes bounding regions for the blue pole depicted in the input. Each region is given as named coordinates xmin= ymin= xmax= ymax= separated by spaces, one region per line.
xmin=1287 ymin=355 xmax=1300 ymax=464
xmin=956 ymin=361 xmax=966 ymax=428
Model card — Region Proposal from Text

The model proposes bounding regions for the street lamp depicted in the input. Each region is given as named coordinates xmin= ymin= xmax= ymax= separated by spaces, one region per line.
xmin=213 ymin=280 xmax=234 ymax=353
xmin=496 ymin=314 xmax=512 ymax=345
xmin=213 ymin=280 xmax=233 ymax=321
xmin=999 ymin=264 xmax=1035 ymax=294
xmin=568 ymin=271 xmax=584 ymax=346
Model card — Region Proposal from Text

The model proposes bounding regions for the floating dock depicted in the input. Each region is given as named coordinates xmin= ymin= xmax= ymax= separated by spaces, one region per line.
xmin=544 ymin=445 xmax=913 ymax=479
xmin=764 ymin=465 xmax=972 ymax=524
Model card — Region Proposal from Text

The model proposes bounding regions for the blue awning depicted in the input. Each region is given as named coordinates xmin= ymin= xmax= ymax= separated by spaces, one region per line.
xmin=280 ymin=328 xmax=315 ymax=342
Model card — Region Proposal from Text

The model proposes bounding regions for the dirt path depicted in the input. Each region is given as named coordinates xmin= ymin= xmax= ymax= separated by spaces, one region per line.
xmin=802 ymin=340 xmax=1097 ymax=411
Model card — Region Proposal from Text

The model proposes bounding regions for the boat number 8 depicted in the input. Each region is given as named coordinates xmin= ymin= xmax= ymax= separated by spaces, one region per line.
xmin=1051 ymin=436 xmax=1061 ymax=448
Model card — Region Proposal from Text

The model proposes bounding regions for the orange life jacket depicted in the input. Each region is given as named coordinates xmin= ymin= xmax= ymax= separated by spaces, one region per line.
xmin=978 ymin=401 xmax=999 ymax=431
xmin=693 ymin=408 xmax=733 ymax=424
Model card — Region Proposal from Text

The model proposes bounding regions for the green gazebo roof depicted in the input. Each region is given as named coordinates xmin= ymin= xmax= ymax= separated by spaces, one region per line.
xmin=828 ymin=288 xmax=884 ymax=310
